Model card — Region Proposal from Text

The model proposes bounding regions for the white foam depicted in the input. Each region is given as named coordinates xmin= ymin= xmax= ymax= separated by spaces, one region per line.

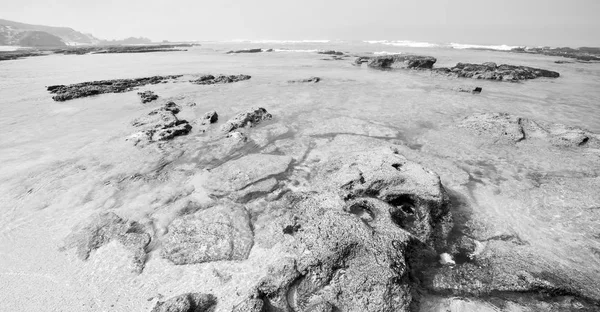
xmin=365 ymin=40 xmax=439 ymax=48
xmin=227 ymin=39 xmax=330 ymax=44
xmin=373 ymin=51 xmax=404 ymax=55
xmin=273 ymin=49 xmax=320 ymax=53
xmin=0 ymin=46 xmax=22 ymax=51
xmin=450 ymin=43 xmax=522 ymax=51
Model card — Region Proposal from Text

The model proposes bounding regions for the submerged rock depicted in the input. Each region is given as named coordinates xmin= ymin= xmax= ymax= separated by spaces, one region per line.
xmin=220 ymin=107 xmax=273 ymax=133
xmin=150 ymin=293 xmax=216 ymax=312
xmin=128 ymin=102 xmax=191 ymax=146
xmin=288 ymin=77 xmax=320 ymax=83
xmin=161 ymin=204 xmax=254 ymax=265
xmin=434 ymin=62 xmax=560 ymax=81
xmin=189 ymin=74 xmax=251 ymax=85
xmin=459 ymin=112 xmax=600 ymax=147
xmin=201 ymin=110 xmax=218 ymax=125
xmin=204 ymin=153 xmax=292 ymax=194
xmin=46 ymin=75 xmax=182 ymax=101
xmin=61 ymin=212 xmax=151 ymax=273
xmin=354 ymin=54 xmax=437 ymax=69
xmin=137 ymin=90 xmax=159 ymax=103
xmin=454 ymin=86 xmax=482 ymax=94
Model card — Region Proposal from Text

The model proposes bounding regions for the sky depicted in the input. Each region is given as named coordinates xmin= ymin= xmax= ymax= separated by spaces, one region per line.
xmin=2 ymin=0 xmax=599 ymax=46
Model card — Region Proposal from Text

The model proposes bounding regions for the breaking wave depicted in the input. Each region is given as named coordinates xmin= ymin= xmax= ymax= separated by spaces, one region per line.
xmin=227 ymin=39 xmax=330 ymax=44
xmin=365 ymin=40 xmax=440 ymax=48
xmin=373 ymin=51 xmax=404 ymax=55
xmin=450 ymin=43 xmax=523 ymax=51
xmin=273 ymin=49 xmax=320 ymax=53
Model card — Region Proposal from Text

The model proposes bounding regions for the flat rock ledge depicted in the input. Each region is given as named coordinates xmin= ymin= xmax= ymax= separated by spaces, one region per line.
xmin=189 ymin=74 xmax=251 ymax=85
xmin=46 ymin=75 xmax=182 ymax=101
xmin=434 ymin=62 xmax=560 ymax=81
xmin=161 ymin=204 xmax=254 ymax=265
xmin=60 ymin=212 xmax=151 ymax=273
xmin=127 ymin=101 xmax=191 ymax=146
xmin=151 ymin=293 xmax=216 ymax=312
xmin=459 ymin=112 xmax=600 ymax=147
xmin=354 ymin=54 xmax=437 ymax=69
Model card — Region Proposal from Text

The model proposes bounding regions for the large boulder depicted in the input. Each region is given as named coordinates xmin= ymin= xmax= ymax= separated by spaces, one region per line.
xmin=220 ymin=107 xmax=273 ymax=133
xmin=434 ymin=62 xmax=560 ymax=81
xmin=234 ymin=148 xmax=452 ymax=311
xmin=161 ymin=204 xmax=254 ymax=265
xmin=189 ymin=74 xmax=251 ymax=85
xmin=458 ymin=112 xmax=600 ymax=147
xmin=61 ymin=212 xmax=151 ymax=273
xmin=354 ymin=54 xmax=437 ymax=69
xmin=151 ymin=293 xmax=216 ymax=312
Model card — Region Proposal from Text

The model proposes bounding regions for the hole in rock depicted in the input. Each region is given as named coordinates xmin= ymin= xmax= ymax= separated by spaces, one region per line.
xmin=387 ymin=194 xmax=416 ymax=214
xmin=391 ymin=163 xmax=403 ymax=171
xmin=579 ymin=137 xmax=589 ymax=146
xmin=346 ymin=202 xmax=375 ymax=223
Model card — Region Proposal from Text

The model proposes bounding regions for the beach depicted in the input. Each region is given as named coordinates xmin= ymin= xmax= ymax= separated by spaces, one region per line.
xmin=1 ymin=42 xmax=600 ymax=311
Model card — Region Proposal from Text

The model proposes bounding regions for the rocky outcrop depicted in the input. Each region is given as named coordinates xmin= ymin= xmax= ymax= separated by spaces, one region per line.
xmin=512 ymin=46 xmax=600 ymax=62
xmin=150 ymin=293 xmax=216 ymax=312
xmin=161 ymin=204 xmax=254 ymax=265
xmin=201 ymin=110 xmax=218 ymax=125
xmin=226 ymin=48 xmax=272 ymax=54
xmin=318 ymin=50 xmax=344 ymax=56
xmin=354 ymin=54 xmax=437 ymax=69
xmin=46 ymin=75 xmax=182 ymax=101
xmin=61 ymin=212 xmax=151 ymax=273
xmin=128 ymin=102 xmax=191 ymax=146
xmin=434 ymin=62 xmax=559 ymax=81
xmin=235 ymin=147 xmax=452 ymax=311
xmin=189 ymin=74 xmax=251 ymax=85
xmin=137 ymin=90 xmax=158 ymax=103
xmin=458 ymin=112 xmax=600 ymax=147
xmin=220 ymin=107 xmax=272 ymax=133
xmin=288 ymin=77 xmax=320 ymax=83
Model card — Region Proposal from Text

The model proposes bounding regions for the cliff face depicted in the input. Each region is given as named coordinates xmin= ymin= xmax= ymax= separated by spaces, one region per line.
xmin=0 ymin=19 xmax=100 ymax=46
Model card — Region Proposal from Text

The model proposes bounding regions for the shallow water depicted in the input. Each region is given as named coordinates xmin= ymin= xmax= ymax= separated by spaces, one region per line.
xmin=1 ymin=43 xmax=599 ymax=311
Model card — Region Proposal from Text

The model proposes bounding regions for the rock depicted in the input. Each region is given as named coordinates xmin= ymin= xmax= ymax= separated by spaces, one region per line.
xmin=288 ymin=77 xmax=320 ymax=83
xmin=318 ymin=50 xmax=344 ymax=56
xmin=203 ymin=153 xmax=292 ymax=194
xmin=237 ymin=147 xmax=452 ymax=311
xmin=434 ymin=62 xmax=560 ymax=81
xmin=128 ymin=102 xmax=191 ymax=146
xmin=161 ymin=204 xmax=254 ymax=265
xmin=137 ymin=90 xmax=158 ymax=103
xmin=201 ymin=110 xmax=218 ymax=125
xmin=61 ymin=212 xmax=151 ymax=273
xmin=46 ymin=75 xmax=182 ymax=101
xmin=354 ymin=54 xmax=437 ymax=69
xmin=150 ymin=293 xmax=216 ymax=312
xmin=458 ymin=112 xmax=600 ymax=147
xmin=220 ymin=107 xmax=272 ymax=133
xmin=511 ymin=46 xmax=600 ymax=62
xmin=189 ymin=74 xmax=251 ymax=85
xmin=226 ymin=48 xmax=265 ymax=54
xmin=454 ymin=86 xmax=482 ymax=94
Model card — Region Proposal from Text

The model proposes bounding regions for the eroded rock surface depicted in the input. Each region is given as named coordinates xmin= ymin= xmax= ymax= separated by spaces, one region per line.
xmin=434 ymin=62 xmax=560 ymax=81
xmin=138 ymin=90 xmax=159 ymax=103
xmin=151 ymin=293 xmax=216 ymax=312
xmin=161 ymin=204 xmax=254 ymax=265
xmin=220 ymin=107 xmax=273 ymax=133
xmin=235 ymin=147 xmax=452 ymax=311
xmin=189 ymin=74 xmax=251 ymax=85
xmin=61 ymin=212 xmax=151 ymax=273
xmin=459 ymin=112 xmax=600 ymax=147
xmin=354 ymin=54 xmax=437 ymax=69
xmin=46 ymin=75 xmax=182 ymax=101
xmin=128 ymin=102 xmax=191 ymax=146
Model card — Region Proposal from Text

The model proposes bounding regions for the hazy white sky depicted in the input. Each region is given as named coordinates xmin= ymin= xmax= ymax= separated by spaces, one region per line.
xmin=3 ymin=0 xmax=599 ymax=46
